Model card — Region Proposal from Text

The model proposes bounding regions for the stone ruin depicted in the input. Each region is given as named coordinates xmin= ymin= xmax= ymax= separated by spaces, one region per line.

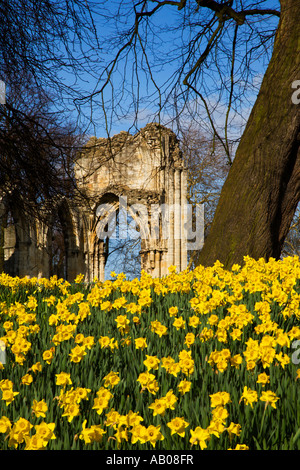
xmin=0 ymin=123 xmax=188 ymax=281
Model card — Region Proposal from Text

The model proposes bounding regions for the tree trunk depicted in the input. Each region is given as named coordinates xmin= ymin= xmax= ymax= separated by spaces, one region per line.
xmin=198 ymin=0 xmax=300 ymax=270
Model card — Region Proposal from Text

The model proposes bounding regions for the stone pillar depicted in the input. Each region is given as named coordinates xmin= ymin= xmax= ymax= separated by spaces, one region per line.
xmin=86 ymin=217 xmax=94 ymax=282
xmin=149 ymin=250 xmax=155 ymax=273
xmin=174 ymin=168 xmax=181 ymax=270
xmin=36 ymin=222 xmax=50 ymax=279
xmin=99 ymin=242 xmax=106 ymax=282
xmin=89 ymin=248 xmax=96 ymax=282
xmin=87 ymin=250 xmax=94 ymax=282
xmin=94 ymin=242 xmax=101 ymax=281
xmin=167 ymin=168 xmax=175 ymax=268
xmin=180 ymin=167 xmax=188 ymax=271
xmin=155 ymin=250 xmax=161 ymax=278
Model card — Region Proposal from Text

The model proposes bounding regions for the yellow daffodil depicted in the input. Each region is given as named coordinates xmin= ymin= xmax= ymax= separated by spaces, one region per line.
xmin=240 ymin=386 xmax=258 ymax=408
xmin=146 ymin=425 xmax=164 ymax=448
xmin=178 ymin=379 xmax=191 ymax=395
xmin=260 ymin=390 xmax=280 ymax=409
xmin=189 ymin=426 xmax=211 ymax=449
xmin=148 ymin=398 xmax=167 ymax=416
xmin=143 ymin=355 xmax=160 ymax=371
xmin=21 ymin=374 xmax=33 ymax=386
xmin=167 ymin=417 xmax=189 ymax=437
xmin=135 ymin=337 xmax=147 ymax=350
xmin=257 ymin=372 xmax=270 ymax=387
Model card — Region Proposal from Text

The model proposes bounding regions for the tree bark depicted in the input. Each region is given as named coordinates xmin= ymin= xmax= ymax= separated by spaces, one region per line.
xmin=198 ymin=0 xmax=300 ymax=270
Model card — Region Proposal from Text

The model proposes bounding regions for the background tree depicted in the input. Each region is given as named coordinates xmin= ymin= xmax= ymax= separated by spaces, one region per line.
xmin=0 ymin=72 xmax=84 ymax=216
xmin=0 ymin=0 xmax=101 ymax=274
xmin=0 ymin=71 xmax=86 ymax=273
xmin=0 ymin=0 xmax=100 ymax=217
xmin=180 ymin=123 xmax=230 ymax=268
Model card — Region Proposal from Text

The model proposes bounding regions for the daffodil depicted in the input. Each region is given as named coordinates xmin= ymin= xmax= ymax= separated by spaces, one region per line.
xmin=240 ymin=386 xmax=258 ymax=408
xmin=32 ymin=399 xmax=48 ymax=418
xmin=0 ymin=416 xmax=12 ymax=434
xmin=148 ymin=398 xmax=167 ymax=416
xmin=228 ymin=444 xmax=249 ymax=450
xmin=260 ymin=390 xmax=280 ymax=409
xmin=34 ymin=422 xmax=56 ymax=442
xmin=135 ymin=337 xmax=147 ymax=350
xmin=24 ymin=434 xmax=47 ymax=450
xmin=99 ymin=336 xmax=111 ymax=348
xmin=21 ymin=374 xmax=33 ymax=386
xmin=130 ymin=424 xmax=148 ymax=445
xmin=188 ymin=315 xmax=200 ymax=328
xmin=178 ymin=379 xmax=191 ymax=395
xmin=143 ymin=355 xmax=160 ymax=371
xmin=42 ymin=347 xmax=55 ymax=365
xmin=257 ymin=372 xmax=270 ymax=387
xmin=146 ymin=425 xmax=164 ymax=448
xmin=30 ymin=362 xmax=42 ymax=374
xmin=1 ymin=389 xmax=19 ymax=405
xmin=189 ymin=427 xmax=211 ymax=449
xmin=226 ymin=422 xmax=242 ymax=440
xmin=103 ymin=371 xmax=120 ymax=389
xmin=210 ymin=391 xmax=231 ymax=408
xmin=62 ymin=403 xmax=80 ymax=422
xmin=169 ymin=306 xmax=178 ymax=317
xmin=167 ymin=417 xmax=189 ymax=437
xmin=184 ymin=332 xmax=195 ymax=348
xmin=55 ymin=372 xmax=72 ymax=387
xmin=8 ymin=418 xmax=33 ymax=448
xmin=173 ymin=316 xmax=185 ymax=331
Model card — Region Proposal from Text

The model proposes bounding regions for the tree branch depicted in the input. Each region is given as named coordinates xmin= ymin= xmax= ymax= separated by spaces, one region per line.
xmin=183 ymin=20 xmax=223 ymax=86
xmin=224 ymin=22 xmax=238 ymax=164
xmin=195 ymin=1 xmax=280 ymax=24
xmin=148 ymin=0 xmax=280 ymax=24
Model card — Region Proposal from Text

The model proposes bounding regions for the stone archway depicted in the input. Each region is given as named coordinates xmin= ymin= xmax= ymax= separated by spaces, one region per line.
xmin=75 ymin=123 xmax=188 ymax=281
xmin=45 ymin=198 xmax=86 ymax=282
xmin=89 ymin=192 xmax=157 ymax=281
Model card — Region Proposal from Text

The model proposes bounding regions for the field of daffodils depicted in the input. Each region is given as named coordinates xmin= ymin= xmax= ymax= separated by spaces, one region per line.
xmin=1 ymin=256 xmax=300 ymax=450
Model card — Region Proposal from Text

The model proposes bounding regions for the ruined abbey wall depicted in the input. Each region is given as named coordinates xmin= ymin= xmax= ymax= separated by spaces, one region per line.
xmin=0 ymin=124 xmax=188 ymax=281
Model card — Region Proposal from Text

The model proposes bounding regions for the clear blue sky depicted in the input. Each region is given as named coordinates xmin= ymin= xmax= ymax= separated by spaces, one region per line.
xmin=66 ymin=0 xmax=280 ymax=142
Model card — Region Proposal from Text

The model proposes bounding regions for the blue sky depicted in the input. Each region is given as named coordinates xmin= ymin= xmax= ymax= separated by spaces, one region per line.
xmin=65 ymin=0 xmax=280 ymax=142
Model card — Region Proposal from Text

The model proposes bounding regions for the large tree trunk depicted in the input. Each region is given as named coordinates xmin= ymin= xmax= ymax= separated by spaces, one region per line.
xmin=198 ymin=0 xmax=300 ymax=269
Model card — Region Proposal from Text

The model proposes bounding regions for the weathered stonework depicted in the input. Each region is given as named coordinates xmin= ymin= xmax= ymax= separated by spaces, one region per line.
xmin=0 ymin=123 xmax=188 ymax=281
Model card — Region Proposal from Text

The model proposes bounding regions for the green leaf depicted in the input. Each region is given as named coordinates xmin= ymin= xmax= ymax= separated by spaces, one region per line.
xmin=292 ymin=427 xmax=300 ymax=445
